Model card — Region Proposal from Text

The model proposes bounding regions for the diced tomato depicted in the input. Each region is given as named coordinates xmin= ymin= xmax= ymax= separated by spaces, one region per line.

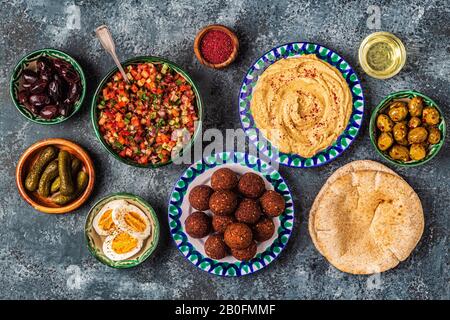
xmin=137 ymin=156 xmax=148 ymax=164
xmin=131 ymin=117 xmax=140 ymax=127
xmin=125 ymin=148 xmax=133 ymax=157
xmin=179 ymin=85 xmax=191 ymax=92
xmin=141 ymin=70 xmax=149 ymax=79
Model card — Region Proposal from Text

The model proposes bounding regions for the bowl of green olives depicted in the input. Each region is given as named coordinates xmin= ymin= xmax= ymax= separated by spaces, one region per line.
xmin=370 ymin=90 xmax=446 ymax=167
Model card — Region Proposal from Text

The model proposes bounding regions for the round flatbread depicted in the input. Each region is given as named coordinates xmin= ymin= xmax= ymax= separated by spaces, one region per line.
xmin=309 ymin=161 xmax=424 ymax=274
xmin=309 ymin=160 xmax=399 ymax=253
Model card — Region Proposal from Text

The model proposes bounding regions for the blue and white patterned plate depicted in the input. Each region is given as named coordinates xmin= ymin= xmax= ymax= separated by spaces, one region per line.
xmin=168 ymin=152 xmax=294 ymax=277
xmin=238 ymin=42 xmax=365 ymax=168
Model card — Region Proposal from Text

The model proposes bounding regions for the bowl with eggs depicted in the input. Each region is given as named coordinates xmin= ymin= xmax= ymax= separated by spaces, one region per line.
xmin=85 ymin=192 xmax=160 ymax=268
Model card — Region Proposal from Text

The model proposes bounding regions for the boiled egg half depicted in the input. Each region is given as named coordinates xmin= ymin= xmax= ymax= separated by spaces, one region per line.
xmin=103 ymin=231 xmax=143 ymax=261
xmin=93 ymin=200 xmax=127 ymax=236
xmin=112 ymin=203 xmax=151 ymax=240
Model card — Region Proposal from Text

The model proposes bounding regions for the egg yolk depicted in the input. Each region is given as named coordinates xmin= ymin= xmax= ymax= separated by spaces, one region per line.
xmin=112 ymin=232 xmax=138 ymax=254
xmin=124 ymin=211 xmax=147 ymax=232
xmin=98 ymin=209 xmax=115 ymax=232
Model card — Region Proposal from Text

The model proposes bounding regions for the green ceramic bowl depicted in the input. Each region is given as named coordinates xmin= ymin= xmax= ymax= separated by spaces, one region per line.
xmin=91 ymin=56 xmax=203 ymax=168
xmin=10 ymin=48 xmax=86 ymax=125
xmin=369 ymin=90 xmax=446 ymax=167
xmin=85 ymin=192 xmax=160 ymax=268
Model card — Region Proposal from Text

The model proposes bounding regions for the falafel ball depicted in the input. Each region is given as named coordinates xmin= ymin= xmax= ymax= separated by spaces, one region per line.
xmin=209 ymin=190 xmax=238 ymax=216
xmin=204 ymin=234 xmax=229 ymax=260
xmin=237 ymin=172 xmax=266 ymax=198
xmin=260 ymin=190 xmax=285 ymax=217
xmin=235 ymin=198 xmax=261 ymax=224
xmin=211 ymin=168 xmax=238 ymax=191
xmin=212 ymin=215 xmax=235 ymax=234
xmin=253 ymin=217 xmax=275 ymax=242
xmin=224 ymin=222 xmax=253 ymax=249
xmin=231 ymin=241 xmax=257 ymax=261
xmin=189 ymin=185 xmax=213 ymax=211
xmin=184 ymin=211 xmax=212 ymax=238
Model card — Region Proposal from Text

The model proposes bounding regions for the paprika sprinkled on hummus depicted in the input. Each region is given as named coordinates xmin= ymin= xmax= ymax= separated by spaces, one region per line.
xmin=200 ymin=30 xmax=234 ymax=64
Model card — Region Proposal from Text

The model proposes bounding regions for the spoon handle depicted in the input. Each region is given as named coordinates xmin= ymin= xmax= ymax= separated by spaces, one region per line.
xmin=95 ymin=25 xmax=129 ymax=83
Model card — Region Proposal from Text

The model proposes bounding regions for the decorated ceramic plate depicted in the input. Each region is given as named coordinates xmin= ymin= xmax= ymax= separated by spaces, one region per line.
xmin=168 ymin=152 xmax=294 ymax=277
xmin=238 ymin=42 xmax=364 ymax=168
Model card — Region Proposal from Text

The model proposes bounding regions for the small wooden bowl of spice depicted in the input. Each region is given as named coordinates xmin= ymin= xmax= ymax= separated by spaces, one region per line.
xmin=194 ymin=24 xmax=239 ymax=69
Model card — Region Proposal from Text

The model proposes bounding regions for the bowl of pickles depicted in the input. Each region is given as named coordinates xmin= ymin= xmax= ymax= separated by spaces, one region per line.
xmin=370 ymin=90 xmax=446 ymax=167
xmin=16 ymin=138 xmax=95 ymax=214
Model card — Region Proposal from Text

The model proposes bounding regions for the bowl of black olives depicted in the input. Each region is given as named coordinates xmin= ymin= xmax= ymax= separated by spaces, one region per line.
xmin=10 ymin=48 xmax=86 ymax=124
xmin=370 ymin=90 xmax=446 ymax=167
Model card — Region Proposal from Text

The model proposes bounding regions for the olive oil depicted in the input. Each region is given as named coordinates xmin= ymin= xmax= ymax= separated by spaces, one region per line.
xmin=359 ymin=32 xmax=406 ymax=79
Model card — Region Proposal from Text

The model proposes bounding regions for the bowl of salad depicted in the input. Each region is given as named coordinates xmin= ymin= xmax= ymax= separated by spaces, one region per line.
xmin=91 ymin=56 xmax=203 ymax=168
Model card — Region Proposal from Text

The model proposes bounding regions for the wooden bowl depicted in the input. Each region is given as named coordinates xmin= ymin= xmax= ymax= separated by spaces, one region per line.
xmin=16 ymin=138 xmax=95 ymax=214
xmin=194 ymin=24 xmax=239 ymax=69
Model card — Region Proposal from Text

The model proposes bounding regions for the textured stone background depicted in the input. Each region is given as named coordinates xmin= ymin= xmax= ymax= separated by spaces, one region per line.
xmin=0 ymin=0 xmax=448 ymax=299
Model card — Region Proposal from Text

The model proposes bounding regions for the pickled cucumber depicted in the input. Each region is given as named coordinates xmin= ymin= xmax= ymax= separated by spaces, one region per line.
xmin=50 ymin=157 xmax=82 ymax=193
xmin=58 ymin=150 xmax=75 ymax=196
xmin=50 ymin=177 xmax=60 ymax=194
xmin=25 ymin=146 xmax=58 ymax=191
xmin=52 ymin=171 xmax=89 ymax=205
xmin=37 ymin=160 xmax=59 ymax=197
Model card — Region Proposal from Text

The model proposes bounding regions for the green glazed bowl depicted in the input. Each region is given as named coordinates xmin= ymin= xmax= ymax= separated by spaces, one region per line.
xmin=369 ymin=90 xmax=446 ymax=167
xmin=10 ymin=48 xmax=86 ymax=125
xmin=91 ymin=56 xmax=203 ymax=168
xmin=85 ymin=192 xmax=160 ymax=268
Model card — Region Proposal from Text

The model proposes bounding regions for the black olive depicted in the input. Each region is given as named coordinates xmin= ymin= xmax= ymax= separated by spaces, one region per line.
xmin=37 ymin=58 xmax=52 ymax=73
xmin=52 ymin=58 xmax=71 ymax=71
xmin=22 ymin=69 xmax=38 ymax=83
xmin=61 ymin=68 xmax=80 ymax=84
xmin=29 ymin=94 xmax=50 ymax=107
xmin=40 ymin=68 xmax=53 ymax=81
xmin=58 ymin=103 xmax=72 ymax=117
xmin=18 ymin=90 xmax=29 ymax=104
xmin=40 ymin=104 xmax=58 ymax=119
xmin=66 ymin=82 xmax=80 ymax=104
xmin=22 ymin=81 xmax=32 ymax=88
xmin=48 ymin=80 xmax=61 ymax=101
xmin=29 ymin=79 xmax=48 ymax=94
xmin=25 ymin=103 xmax=40 ymax=115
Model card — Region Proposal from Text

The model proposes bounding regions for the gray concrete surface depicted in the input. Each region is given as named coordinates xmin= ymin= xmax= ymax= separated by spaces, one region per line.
xmin=0 ymin=0 xmax=448 ymax=299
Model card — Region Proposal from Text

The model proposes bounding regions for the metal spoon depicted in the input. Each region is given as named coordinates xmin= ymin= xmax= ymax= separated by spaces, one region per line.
xmin=95 ymin=25 xmax=129 ymax=83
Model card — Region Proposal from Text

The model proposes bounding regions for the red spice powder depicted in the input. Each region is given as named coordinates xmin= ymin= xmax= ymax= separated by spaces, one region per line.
xmin=200 ymin=30 xmax=234 ymax=64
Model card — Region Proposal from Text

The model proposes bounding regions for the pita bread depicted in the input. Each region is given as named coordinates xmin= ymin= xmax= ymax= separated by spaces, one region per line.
xmin=309 ymin=161 xmax=424 ymax=274
xmin=309 ymin=160 xmax=399 ymax=255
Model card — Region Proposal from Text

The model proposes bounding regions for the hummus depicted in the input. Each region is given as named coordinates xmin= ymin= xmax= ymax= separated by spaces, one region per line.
xmin=250 ymin=54 xmax=353 ymax=158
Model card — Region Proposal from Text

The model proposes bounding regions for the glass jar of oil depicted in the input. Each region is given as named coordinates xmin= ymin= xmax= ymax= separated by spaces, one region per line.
xmin=359 ymin=32 xmax=406 ymax=79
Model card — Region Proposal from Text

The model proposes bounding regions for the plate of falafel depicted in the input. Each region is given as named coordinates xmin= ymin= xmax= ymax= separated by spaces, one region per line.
xmin=168 ymin=152 xmax=294 ymax=277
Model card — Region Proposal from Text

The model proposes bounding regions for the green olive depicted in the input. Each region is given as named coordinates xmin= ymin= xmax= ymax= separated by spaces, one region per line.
xmin=376 ymin=114 xmax=394 ymax=132
xmin=388 ymin=101 xmax=408 ymax=122
xmin=422 ymin=106 xmax=440 ymax=125
xmin=408 ymin=116 xmax=422 ymax=129
xmin=397 ymin=137 xmax=409 ymax=146
xmin=428 ymin=127 xmax=441 ymax=144
xmin=377 ymin=132 xmax=394 ymax=151
xmin=410 ymin=144 xmax=427 ymax=161
xmin=408 ymin=97 xmax=424 ymax=117
xmin=393 ymin=121 xmax=408 ymax=142
xmin=408 ymin=127 xmax=428 ymax=144
xmin=389 ymin=144 xmax=410 ymax=162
